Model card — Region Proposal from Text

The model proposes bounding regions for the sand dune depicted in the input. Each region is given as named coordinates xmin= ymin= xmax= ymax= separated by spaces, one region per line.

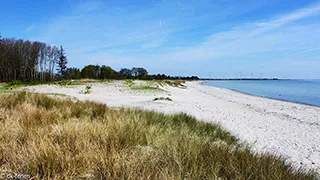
xmin=25 ymin=80 xmax=320 ymax=172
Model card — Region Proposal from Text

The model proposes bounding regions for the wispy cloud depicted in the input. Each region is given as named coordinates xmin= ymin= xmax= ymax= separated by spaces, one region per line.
xmin=26 ymin=24 xmax=34 ymax=32
xmin=290 ymin=48 xmax=320 ymax=57
xmin=148 ymin=2 xmax=320 ymax=63
xmin=29 ymin=0 xmax=320 ymax=78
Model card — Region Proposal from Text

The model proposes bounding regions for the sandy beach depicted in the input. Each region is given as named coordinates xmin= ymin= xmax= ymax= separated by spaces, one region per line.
xmin=25 ymin=81 xmax=320 ymax=172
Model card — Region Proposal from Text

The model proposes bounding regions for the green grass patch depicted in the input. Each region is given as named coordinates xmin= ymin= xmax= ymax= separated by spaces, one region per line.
xmin=156 ymin=80 xmax=186 ymax=88
xmin=124 ymin=79 xmax=135 ymax=87
xmin=2 ymin=79 xmax=114 ymax=90
xmin=131 ymin=85 xmax=163 ymax=91
xmin=0 ymin=91 xmax=316 ymax=179
xmin=3 ymin=81 xmax=53 ymax=89
xmin=0 ymin=83 xmax=12 ymax=95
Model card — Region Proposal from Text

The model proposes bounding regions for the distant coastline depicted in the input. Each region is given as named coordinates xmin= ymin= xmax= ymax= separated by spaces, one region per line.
xmin=200 ymin=78 xmax=279 ymax=81
xmin=200 ymin=82 xmax=320 ymax=108
xmin=202 ymin=79 xmax=320 ymax=107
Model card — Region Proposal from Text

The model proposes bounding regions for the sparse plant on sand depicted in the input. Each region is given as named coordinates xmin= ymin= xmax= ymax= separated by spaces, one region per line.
xmin=0 ymin=92 xmax=316 ymax=179
xmin=153 ymin=97 xmax=172 ymax=101
xmin=80 ymin=84 xmax=92 ymax=94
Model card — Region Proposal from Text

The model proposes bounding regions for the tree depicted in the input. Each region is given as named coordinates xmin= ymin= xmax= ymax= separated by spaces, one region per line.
xmin=81 ymin=65 xmax=100 ymax=79
xmin=100 ymin=65 xmax=117 ymax=79
xmin=0 ymin=34 xmax=69 ymax=82
xmin=29 ymin=42 xmax=41 ymax=81
xmin=131 ymin=67 xmax=148 ymax=79
xmin=47 ymin=45 xmax=59 ymax=81
xmin=65 ymin=68 xmax=81 ymax=79
xmin=119 ymin=68 xmax=132 ymax=79
xmin=56 ymin=46 xmax=68 ymax=78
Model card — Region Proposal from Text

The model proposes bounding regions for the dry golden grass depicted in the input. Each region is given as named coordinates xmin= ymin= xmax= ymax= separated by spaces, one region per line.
xmin=0 ymin=92 xmax=316 ymax=179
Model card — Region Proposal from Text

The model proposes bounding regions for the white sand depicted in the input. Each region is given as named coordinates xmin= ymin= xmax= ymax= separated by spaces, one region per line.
xmin=25 ymin=81 xmax=320 ymax=172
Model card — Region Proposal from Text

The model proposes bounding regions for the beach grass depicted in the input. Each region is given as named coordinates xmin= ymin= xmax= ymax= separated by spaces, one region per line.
xmin=0 ymin=91 xmax=316 ymax=179
xmin=157 ymin=80 xmax=186 ymax=88
xmin=131 ymin=85 xmax=163 ymax=91
xmin=124 ymin=79 xmax=135 ymax=87
xmin=153 ymin=97 xmax=173 ymax=101
xmin=2 ymin=79 xmax=114 ymax=90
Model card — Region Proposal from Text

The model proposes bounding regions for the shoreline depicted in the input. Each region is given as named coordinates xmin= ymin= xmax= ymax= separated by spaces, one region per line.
xmin=24 ymin=80 xmax=320 ymax=172
xmin=200 ymin=81 xmax=320 ymax=108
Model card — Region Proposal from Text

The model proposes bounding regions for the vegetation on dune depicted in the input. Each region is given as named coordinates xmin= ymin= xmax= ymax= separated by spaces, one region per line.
xmin=157 ymin=80 xmax=186 ymax=88
xmin=124 ymin=79 xmax=135 ymax=87
xmin=0 ymin=83 xmax=11 ymax=95
xmin=0 ymin=92 xmax=316 ymax=179
xmin=153 ymin=97 xmax=173 ymax=101
xmin=131 ymin=85 xmax=163 ymax=91
xmin=123 ymin=79 xmax=186 ymax=92
xmin=46 ymin=93 xmax=70 ymax=98
xmin=2 ymin=80 xmax=114 ymax=90
xmin=80 ymin=84 xmax=93 ymax=94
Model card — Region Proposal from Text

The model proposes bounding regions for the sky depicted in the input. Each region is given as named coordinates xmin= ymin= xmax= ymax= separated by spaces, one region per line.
xmin=0 ymin=0 xmax=320 ymax=79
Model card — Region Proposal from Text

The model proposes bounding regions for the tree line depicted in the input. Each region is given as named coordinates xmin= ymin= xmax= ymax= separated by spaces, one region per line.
xmin=0 ymin=34 xmax=67 ymax=82
xmin=65 ymin=65 xmax=199 ymax=80
xmin=0 ymin=34 xmax=199 ymax=82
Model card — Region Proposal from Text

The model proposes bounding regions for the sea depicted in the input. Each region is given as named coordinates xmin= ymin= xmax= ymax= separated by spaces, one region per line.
xmin=202 ymin=79 xmax=320 ymax=107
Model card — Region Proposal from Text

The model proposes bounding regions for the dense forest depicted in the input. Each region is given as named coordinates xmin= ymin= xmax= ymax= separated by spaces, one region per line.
xmin=0 ymin=34 xmax=67 ymax=82
xmin=0 ymin=35 xmax=199 ymax=82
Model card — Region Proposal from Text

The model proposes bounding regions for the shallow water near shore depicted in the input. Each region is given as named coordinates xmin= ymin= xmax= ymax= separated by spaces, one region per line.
xmin=203 ymin=79 xmax=320 ymax=107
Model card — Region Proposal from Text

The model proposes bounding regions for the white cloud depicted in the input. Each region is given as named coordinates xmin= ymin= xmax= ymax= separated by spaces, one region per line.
xmin=29 ymin=0 xmax=320 ymax=78
xmin=150 ymin=2 xmax=320 ymax=62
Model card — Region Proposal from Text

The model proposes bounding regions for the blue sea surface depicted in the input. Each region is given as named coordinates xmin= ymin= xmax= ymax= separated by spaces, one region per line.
xmin=202 ymin=80 xmax=320 ymax=107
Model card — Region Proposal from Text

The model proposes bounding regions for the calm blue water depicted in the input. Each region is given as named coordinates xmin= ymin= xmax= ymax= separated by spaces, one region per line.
xmin=203 ymin=80 xmax=320 ymax=107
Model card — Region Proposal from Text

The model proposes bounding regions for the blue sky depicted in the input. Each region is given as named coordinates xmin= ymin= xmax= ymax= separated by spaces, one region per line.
xmin=1 ymin=0 xmax=320 ymax=79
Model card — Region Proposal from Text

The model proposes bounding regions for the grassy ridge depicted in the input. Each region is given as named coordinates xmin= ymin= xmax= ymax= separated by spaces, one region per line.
xmin=2 ymin=79 xmax=114 ymax=90
xmin=0 ymin=92 xmax=316 ymax=179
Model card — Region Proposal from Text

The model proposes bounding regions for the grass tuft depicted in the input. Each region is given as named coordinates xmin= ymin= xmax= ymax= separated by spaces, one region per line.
xmin=0 ymin=92 xmax=316 ymax=179
xmin=131 ymin=86 xmax=162 ymax=91
xmin=80 ymin=84 xmax=92 ymax=94
xmin=157 ymin=80 xmax=186 ymax=88
xmin=153 ymin=97 xmax=173 ymax=101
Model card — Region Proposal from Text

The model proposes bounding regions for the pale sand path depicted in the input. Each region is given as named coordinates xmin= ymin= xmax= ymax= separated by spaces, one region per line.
xmin=25 ymin=81 xmax=320 ymax=172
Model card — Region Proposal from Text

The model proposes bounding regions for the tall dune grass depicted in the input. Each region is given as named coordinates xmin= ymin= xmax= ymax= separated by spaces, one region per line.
xmin=0 ymin=92 xmax=316 ymax=179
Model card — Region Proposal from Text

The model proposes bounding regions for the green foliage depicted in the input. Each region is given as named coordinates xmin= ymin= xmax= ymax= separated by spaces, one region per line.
xmin=80 ymin=84 xmax=92 ymax=94
xmin=4 ymin=81 xmax=53 ymax=89
xmin=131 ymin=85 xmax=162 ymax=91
xmin=81 ymin=65 xmax=101 ymax=79
xmin=3 ymin=81 xmax=78 ymax=89
xmin=56 ymin=46 xmax=68 ymax=77
xmin=100 ymin=65 xmax=118 ymax=79
xmin=124 ymin=79 xmax=134 ymax=87
xmin=131 ymin=67 xmax=148 ymax=78
xmin=2 ymin=80 xmax=115 ymax=91
xmin=119 ymin=68 xmax=132 ymax=79
xmin=80 ymin=65 xmax=119 ymax=79
xmin=0 ymin=83 xmax=10 ymax=94
xmin=64 ymin=67 xmax=81 ymax=79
